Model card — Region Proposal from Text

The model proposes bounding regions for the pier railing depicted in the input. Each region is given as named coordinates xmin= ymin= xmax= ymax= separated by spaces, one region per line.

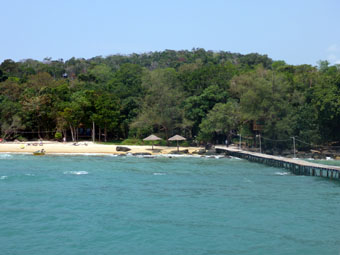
xmin=215 ymin=146 xmax=340 ymax=180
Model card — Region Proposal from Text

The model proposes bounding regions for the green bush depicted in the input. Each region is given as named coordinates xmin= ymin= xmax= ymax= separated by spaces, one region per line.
xmin=181 ymin=141 xmax=190 ymax=147
xmin=119 ymin=138 xmax=191 ymax=147
xmin=169 ymin=140 xmax=190 ymax=147
xmin=16 ymin=136 xmax=27 ymax=142
xmin=121 ymin=138 xmax=170 ymax=146
xmin=157 ymin=140 xmax=168 ymax=146
xmin=143 ymin=140 xmax=167 ymax=146
xmin=121 ymin=138 xmax=144 ymax=145
xmin=54 ymin=132 xmax=62 ymax=141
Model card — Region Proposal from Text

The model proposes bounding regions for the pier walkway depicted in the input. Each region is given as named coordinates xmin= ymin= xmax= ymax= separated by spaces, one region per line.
xmin=215 ymin=146 xmax=340 ymax=180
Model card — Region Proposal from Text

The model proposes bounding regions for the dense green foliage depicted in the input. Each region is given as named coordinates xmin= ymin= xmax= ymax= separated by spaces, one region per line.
xmin=0 ymin=50 xmax=339 ymax=150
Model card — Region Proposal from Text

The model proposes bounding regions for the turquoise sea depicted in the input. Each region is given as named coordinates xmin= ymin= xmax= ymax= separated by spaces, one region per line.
xmin=1 ymin=153 xmax=340 ymax=255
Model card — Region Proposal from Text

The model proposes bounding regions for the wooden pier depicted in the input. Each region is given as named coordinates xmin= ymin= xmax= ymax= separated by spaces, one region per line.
xmin=215 ymin=146 xmax=340 ymax=180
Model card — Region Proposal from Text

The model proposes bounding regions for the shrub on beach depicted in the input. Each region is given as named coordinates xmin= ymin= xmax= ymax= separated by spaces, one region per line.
xmin=16 ymin=136 xmax=27 ymax=142
xmin=121 ymin=138 xmax=169 ymax=146
xmin=54 ymin=132 xmax=62 ymax=141
xmin=121 ymin=138 xmax=144 ymax=145
xmin=120 ymin=138 xmax=190 ymax=147
xmin=143 ymin=140 xmax=167 ymax=146
xmin=168 ymin=140 xmax=190 ymax=147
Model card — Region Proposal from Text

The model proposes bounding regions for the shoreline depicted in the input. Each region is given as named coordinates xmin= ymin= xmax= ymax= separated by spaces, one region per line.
xmin=0 ymin=151 xmax=337 ymax=161
xmin=0 ymin=152 xmax=211 ymax=158
xmin=1 ymin=141 xmax=339 ymax=162
xmin=0 ymin=141 xmax=203 ymax=156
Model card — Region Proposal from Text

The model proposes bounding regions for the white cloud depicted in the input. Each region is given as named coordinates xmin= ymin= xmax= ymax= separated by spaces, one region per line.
xmin=326 ymin=44 xmax=340 ymax=64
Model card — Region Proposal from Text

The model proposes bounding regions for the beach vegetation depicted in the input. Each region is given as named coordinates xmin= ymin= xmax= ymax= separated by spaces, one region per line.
xmin=0 ymin=49 xmax=339 ymax=150
xmin=120 ymin=138 xmax=144 ymax=145
xmin=54 ymin=132 xmax=62 ymax=141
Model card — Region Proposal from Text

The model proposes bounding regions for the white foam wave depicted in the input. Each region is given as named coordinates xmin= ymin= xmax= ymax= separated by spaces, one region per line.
xmin=51 ymin=153 xmax=115 ymax=156
xmin=124 ymin=153 xmax=202 ymax=158
xmin=0 ymin=151 xmax=231 ymax=160
xmin=63 ymin=171 xmax=88 ymax=175
xmin=0 ymin=176 xmax=8 ymax=180
xmin=132 ymin=155 xmax=155 ymax=158
xmin=275 ymin=172 xmax=290 ymax=176
xmin=162 ymin=154 xmax=202 ymax=158
xmin=243 ymin=177 xmax=253 ymax=183
xmin=25 ymin=173 xmax=35 ymax=176
xmin=326 ymin=157 xmax=333 ymax=160
xmin=230 ymin=156 xmax=242 ymax=160
xmin=153 ymin=173 xmax=166 ymax=176
xmin=0 ymin=154 xmax=12 ymax=159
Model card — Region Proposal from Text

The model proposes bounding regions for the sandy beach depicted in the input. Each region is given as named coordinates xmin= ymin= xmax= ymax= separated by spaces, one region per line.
xmin=0 ymin=141 xmax=202 ymax=155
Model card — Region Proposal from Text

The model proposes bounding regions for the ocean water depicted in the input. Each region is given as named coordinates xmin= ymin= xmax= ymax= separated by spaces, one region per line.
xmin=1 ymin=154 xmax=340 ymax=255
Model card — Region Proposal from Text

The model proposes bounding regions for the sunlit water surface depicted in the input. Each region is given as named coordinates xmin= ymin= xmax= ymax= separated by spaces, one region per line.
xmin=1 ymin=154 xmax=340 ymax=255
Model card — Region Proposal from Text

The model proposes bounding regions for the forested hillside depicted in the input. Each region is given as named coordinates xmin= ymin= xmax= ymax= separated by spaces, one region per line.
xmin=0 ymin=49 xmax=339 ymax=151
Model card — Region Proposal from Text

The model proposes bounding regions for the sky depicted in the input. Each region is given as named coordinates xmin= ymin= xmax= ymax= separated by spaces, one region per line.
xmin=1 ymin=0 xmax=340 ymax=65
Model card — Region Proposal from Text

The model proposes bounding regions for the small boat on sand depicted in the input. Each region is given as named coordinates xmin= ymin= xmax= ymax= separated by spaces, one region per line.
xmin=33 ymin=149 xmax=45 ymax=156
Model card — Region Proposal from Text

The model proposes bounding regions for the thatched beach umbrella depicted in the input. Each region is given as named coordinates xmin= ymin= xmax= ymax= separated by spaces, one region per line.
xmin=143 ymin=134 xmax=162 ymax=150
xmin=168 ymin=135 xmax=186 ymax=152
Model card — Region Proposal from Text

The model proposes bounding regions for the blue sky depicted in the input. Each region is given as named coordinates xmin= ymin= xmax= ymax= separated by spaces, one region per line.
xmin=1 ymin=0 xmax=339 ymax=65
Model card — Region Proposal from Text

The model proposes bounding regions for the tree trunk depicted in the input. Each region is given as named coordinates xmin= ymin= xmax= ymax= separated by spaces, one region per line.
xmin=104 ymin=126 xmax=107 ymax=142
xmin=98 ymin=127 xmax=101 ymax=142
xmin=70 ymin=125 xmax=75 ymax=142
xmin=164 ymin=127 xmax=169 ymax=146
xmin=38 ymin=125 xmax=41 ymax=139
xmin=92 ymin=121 xmax=95 ymax=143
